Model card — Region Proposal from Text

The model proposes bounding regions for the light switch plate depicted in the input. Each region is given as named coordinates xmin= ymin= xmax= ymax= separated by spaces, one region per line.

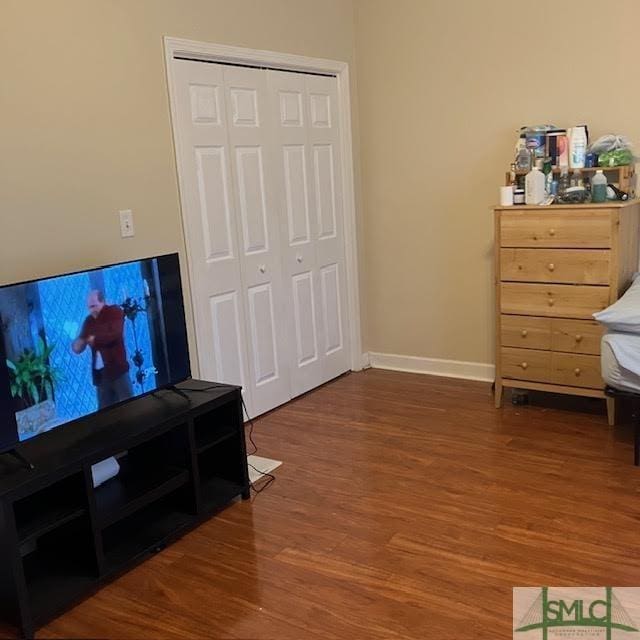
xmin=119 ymin=209 xmax=135 ymax=238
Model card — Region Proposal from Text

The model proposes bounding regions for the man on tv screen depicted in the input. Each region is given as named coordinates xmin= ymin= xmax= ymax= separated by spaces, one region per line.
xmin=72 ymin=290 xmax=133 ymax=408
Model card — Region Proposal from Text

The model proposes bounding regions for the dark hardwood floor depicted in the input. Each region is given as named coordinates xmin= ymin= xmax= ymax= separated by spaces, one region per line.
xmin=13 ymin=369 xmax=640 ymax=639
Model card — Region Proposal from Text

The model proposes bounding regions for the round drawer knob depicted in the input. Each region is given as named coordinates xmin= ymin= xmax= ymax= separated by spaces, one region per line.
xmin=259 ymin=265 xmax=266 ymax=273
xmin=574 ymin=368 xmax=581 ymax=376
xmin=549 ymin=228 xmax=556 ymax=236
xmin=575 ymin=334 xmax=583 ymax=342
xmin=548 ymin=299 xmax=555 ymax=306
xmin=520 ymin=362 xmax=528 ymax=370
xmin=547 ymin=263 xmax=555 ymax=272
xmin=521 ymin=329 xmax=528 ymax=337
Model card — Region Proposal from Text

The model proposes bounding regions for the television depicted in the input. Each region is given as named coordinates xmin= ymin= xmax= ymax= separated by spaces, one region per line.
xmin=0 ymin=253 xmax=191 ymax=452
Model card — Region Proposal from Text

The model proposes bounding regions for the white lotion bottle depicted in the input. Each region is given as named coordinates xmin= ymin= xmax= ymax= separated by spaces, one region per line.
xmin=569 ymin=126 xmax=587 ymax=169
xmin=525 ymin=165 xmax=546 ymax=205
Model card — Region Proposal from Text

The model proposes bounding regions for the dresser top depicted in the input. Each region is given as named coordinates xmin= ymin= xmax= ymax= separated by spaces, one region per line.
xmin=494 ymin=199 xmax=639 ymax=211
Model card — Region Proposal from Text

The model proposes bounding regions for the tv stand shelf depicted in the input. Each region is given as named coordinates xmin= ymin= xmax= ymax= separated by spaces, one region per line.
xmin=0 ymin=380 xmax=249 ymax=639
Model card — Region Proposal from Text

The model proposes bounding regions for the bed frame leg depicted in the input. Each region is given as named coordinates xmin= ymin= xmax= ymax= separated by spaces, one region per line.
xmin=606 ymin=397 xmax=616 ymax=427
xmin=494 ymin=380 xmax=503 ymax=409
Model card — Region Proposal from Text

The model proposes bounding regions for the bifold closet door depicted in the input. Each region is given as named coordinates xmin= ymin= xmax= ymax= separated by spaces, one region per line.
xmin=172 ymin=58 xmax=350 ymax=417
xmin=172 ymin=60 xmax=291 ymax=417
xmin=268 ymin=71 xmax=349 ymax=396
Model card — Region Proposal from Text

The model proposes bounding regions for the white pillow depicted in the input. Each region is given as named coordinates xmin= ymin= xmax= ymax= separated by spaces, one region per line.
xmin=593 ymin=273 xmax=640 ymax=332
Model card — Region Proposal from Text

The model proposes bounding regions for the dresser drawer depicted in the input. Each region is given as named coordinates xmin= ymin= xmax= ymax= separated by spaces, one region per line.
xmin=500 ymin=249 xmax=610 ymax=284
xmin=500 ymin=283 xmax=610 ymax=319
xmin=551 ymin=319 xmax=603 ymax=355
xmin=501 ymin=315 xmax=551 ymax=350
xmin=551 ymin=352 xmax=602 ymax=389
xmin=500 ymin=211 xmax=612 ymax=248
xmin=501 ymin=347 xmax=550 ymax=383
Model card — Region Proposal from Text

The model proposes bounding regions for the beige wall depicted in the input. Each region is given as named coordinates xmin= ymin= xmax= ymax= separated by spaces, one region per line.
xmin=354 ymin=0 xmax=640 ymax=365
xmin=1 ymin=0 xmax=361 ymax=368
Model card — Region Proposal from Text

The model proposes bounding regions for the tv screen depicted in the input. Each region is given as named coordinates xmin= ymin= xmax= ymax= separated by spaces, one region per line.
xmin=0 ymin=253 xmax=190 ymax=450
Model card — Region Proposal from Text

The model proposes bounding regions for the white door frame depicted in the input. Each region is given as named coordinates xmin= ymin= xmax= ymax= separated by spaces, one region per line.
xmin=163 ymin=37 xmax=363 ymax=375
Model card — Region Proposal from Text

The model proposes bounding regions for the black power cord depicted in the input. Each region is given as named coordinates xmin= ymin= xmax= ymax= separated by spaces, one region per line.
xmin=178 ymin=384 xmax=276 ymax=494
xmin=240 ymin=395 xmax=276 ymax=494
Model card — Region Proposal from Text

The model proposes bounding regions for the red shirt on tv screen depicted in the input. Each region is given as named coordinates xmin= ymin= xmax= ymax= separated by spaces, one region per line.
xmin=80 ymin=305 xmax=129 ymax=383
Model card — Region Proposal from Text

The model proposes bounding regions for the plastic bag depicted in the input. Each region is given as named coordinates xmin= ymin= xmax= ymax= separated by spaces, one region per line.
xmin=588 ymin=134 xmax=635 ymax=166
xmin=598 ymin=148 xmax=634 ymax=167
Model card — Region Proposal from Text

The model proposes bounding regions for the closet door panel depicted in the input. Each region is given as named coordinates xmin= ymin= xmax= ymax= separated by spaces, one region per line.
xmin=292 ymin=271 xmax=319 ymax=367
xmin=320 ymin=263 xmax=344 ymax=356
xmin=282 ymin=144 xmax=311 ymax=246
xmin=223 ymin=66 xmax=291 ymax=416
xmin=305 ymin=74 xmax=350 ymax=381
xmin=172 ymin=60 xmax=253 ymax=410
xmin=209 ymin=291 xmax=246 ymax=389
xmin=268 ymin=70 xmax=325 ymax=396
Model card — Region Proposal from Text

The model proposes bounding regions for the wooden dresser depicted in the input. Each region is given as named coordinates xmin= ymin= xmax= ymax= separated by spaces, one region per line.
xmin=494 ymin=201 xmax=640 ymax=424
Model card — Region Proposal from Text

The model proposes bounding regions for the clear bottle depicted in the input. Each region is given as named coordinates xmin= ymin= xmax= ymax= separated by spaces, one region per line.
xmin=515 ymin=136 xmax=533 ymax=171
xmin=558 ymin=167 xmax=570 ymax=195
xmin=591 ymin=169 xmax=607 ymax=203
xmin=542 ymin=157 xmax=553 ymax=194
xmin=509 ymin=163 xmax=517 ymax=187
xmin=570 ymin=169 xmax=583 ymax=189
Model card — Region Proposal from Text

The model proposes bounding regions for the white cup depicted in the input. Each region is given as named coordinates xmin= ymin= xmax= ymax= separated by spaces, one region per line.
xmin=500 ymin=186 xmax=514 ymax=206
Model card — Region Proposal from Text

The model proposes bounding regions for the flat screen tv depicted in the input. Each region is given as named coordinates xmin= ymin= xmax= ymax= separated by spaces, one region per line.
xmin=0 ymin=253 xmax=191 ymax=452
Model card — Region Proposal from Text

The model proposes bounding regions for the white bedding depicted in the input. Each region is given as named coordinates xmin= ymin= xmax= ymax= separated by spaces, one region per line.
xmin=601 ymin=333 xmax=640 ymax=393
xmin=594 ymin=272 xmax=640 ymax=332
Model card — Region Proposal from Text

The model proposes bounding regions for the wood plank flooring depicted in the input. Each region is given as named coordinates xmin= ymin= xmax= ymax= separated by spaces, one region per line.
xmin=11 ymin=369 xmax=640 ymax=639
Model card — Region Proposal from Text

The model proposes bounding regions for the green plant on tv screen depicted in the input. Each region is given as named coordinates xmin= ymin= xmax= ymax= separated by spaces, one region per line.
xmin=6 ymin=337 xmax=61 ymax=407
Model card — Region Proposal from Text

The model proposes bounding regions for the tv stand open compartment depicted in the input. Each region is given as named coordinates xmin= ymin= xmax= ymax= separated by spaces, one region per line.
xmin=0 ymin=382 xmax=249 ymax=639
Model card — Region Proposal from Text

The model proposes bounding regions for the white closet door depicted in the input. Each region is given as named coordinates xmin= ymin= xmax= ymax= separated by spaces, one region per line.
xmin=172 ymin=59 xmax=349 ymax=417
xmin=172 ymin=60 xmax=253 ymax=409
xmin=269 ymin=71 xmax=350 ymax=394
xmin=268 ymin=70 xmax=324 ymax=396
xmin=305 ymin=74 xmax=350 ymax=383
xmin=221 ymin=65 xmax=291 ymax=416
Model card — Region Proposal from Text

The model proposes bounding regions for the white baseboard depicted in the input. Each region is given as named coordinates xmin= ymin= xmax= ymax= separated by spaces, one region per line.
xmin=360 ymin=352 xmax=371 ymax=369
xmin=367 ymin=351 xmax=495 ymax=382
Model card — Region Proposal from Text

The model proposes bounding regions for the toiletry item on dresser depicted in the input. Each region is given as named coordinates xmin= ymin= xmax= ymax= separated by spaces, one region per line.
xmin=515 ymin=136 xmax=533 ymax=171
xmin=546 ymin=129 xmax=567 ymax=167
xmin=569 ymin=126 xmax=587 ymax=169
xmin=499 ymin=186 xmax=514 ymax=206
xmin=524 ymin=126 xmax=547 ymax=158
xmin=558 ymin=167 xmax=570 ymax=196
xmin=570 ymin=169 xmax=584 ymax=188
xmin=513 ymin=188 xmax=525 ymax=204
xmin=525 ymin=165 xmax=546 ymax=205
xmin=542 ymin=157 xmax=553 ymax=194
xmin=591 ymin=169 xmax=607 ymax=203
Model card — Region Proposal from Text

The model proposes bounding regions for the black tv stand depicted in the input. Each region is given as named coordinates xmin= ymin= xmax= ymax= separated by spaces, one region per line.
xmin=157 ymin=385 xmax=191 ymax=401
xmin=2 ymin=448 xmax=35 ymax=471
xmin=0 ymin=380 xmax=249 ymax=639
